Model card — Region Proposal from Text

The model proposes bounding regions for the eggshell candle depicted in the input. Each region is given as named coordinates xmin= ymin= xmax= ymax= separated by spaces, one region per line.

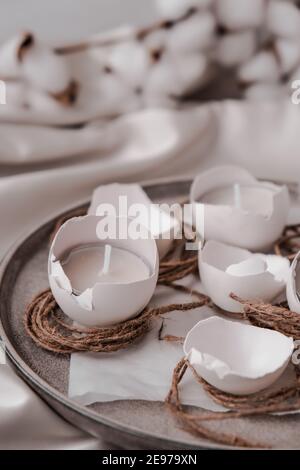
xmin=199 ymin=240 xmax=290 ymax=313
xmin=61 ymin=244 xmax=150 ymax=294
xmin=190 ymin=165 xmax=290 ymax=251
xmin=286 ymin=250 xmax=300 ymax=314
xmin=184 ymin=317 xmax=294 ymax=395
xmin=88 ymin=183 xmax=181 ymax=259
xmin=49 ymin=215 xmax=159 ymax=327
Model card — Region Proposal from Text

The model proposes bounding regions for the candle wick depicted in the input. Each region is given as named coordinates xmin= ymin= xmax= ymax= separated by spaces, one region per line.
xmin=102 ymin=244 xmax=112 ymax=274
xmin=234 ymin=183 xmax=241 ymax=210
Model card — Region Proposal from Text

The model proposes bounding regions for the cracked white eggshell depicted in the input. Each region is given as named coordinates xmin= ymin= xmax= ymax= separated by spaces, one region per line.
xmin=199 ymin=240 xmax=290 ymax=313
xmin=48 ymin=215 xmax=159 ymax=327
xmin=190 ymin=165 xmax=290 ymax=251
xmin=287 ymin=250 xmax=300 ymax=314
xmin=215 ymin=0 xmax=266 ymax=30
xmin=155 ymin=0 xmax=213 ymax=20
xmin=88 ymin=183 xmax=181 ymax=259
xmin=184 ymin=317 xmax=294 ymax=395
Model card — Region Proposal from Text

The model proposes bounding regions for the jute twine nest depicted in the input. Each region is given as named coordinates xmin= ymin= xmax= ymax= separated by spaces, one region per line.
xmin=24 ymin=285 xmax=208 ymax=354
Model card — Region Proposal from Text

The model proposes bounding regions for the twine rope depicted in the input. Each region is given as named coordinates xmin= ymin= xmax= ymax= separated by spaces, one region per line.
xmin=24 ymin=283 xmax=209 ymax=355
xmin=166 ymin=357 xmax=300 ymax=449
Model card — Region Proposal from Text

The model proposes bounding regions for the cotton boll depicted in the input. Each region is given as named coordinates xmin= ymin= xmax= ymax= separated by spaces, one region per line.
xmin=267 ymin=1 xmax=300 ymax=38
xmin=97 ymin=73 xmax=142 ymax=116
xmin=145 ymin=58 xmax=177 ymax=96
xmin=0 ymin=32 xmax=34 ymax=78
xmin=108 ymin=41 xmax=150 ymax=88
xmin=216 ymin=0 xmax=266 ymax=29
xmin=238 ymin=51 xmax=281 ymax=84
xmin=275 ymin=38 xmax=300 ymax=74
xmin=245 ymin=83 xmax=286 ymax=100
xmin=155 ymin=0 xmax=213 ymax=20
xmin=167 ymin=12 xmax=216 ymax=53
xmin=147 ymin=52 xmax=208 ymax=97
xmin=175 ymin=54 xmax=209 ymax=93
xmin=143 ymin=88 xmax=176 ymax=108
xmin=26 ymin=87 xmax=65 ymax=112
xmin=216 ymin=30 xmax=257 ymax=67
xmin=144 ymin=29 xmax=168 ymax=52
xmin=22 ymin=43 xmax=71 ymax=94
xmin=4 ymin=81 xmax=27 ymax=107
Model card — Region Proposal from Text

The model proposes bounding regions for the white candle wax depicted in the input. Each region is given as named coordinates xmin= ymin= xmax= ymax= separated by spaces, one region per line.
xmin=201 ymin=184 xmax=274 ymax=217
xmin=61 ymin=244 xmax=150 ymax=294
xmin=190 ymin=165 xmax=289 ymax=251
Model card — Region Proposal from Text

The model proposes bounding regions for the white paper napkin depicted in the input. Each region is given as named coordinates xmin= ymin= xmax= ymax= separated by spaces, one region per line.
xmin=69 ymin=279 xmax=227 ymax=412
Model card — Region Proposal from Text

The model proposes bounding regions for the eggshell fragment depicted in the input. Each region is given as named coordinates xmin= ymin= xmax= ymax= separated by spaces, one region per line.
xmin=226 ymin=256 xmax=267 ymax=276
xmin=88 ymin=183 xmax=181 ymax=259
xmin=199 ymin=240 xmax=290 ymax=313
xmin=190 ymin=165 xmax=290 ymax=251
xmin=49 ymin=215 xmax=159 ymax=327
xmin=184 ymin=317 xmax=294 ymax=395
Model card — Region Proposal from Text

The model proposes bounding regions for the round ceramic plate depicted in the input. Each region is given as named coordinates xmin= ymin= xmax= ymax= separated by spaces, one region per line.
xmin=0 ymin=178 xmax=300 ymax=450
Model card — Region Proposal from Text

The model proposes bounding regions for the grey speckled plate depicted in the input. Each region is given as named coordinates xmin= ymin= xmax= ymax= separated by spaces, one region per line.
xmin=0 ymin=177 xmax=300 ymax=450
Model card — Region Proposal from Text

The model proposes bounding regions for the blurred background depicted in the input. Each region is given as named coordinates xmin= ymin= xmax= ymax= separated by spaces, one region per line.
xmin=0 ymin=0 xmax=157 ymax=43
